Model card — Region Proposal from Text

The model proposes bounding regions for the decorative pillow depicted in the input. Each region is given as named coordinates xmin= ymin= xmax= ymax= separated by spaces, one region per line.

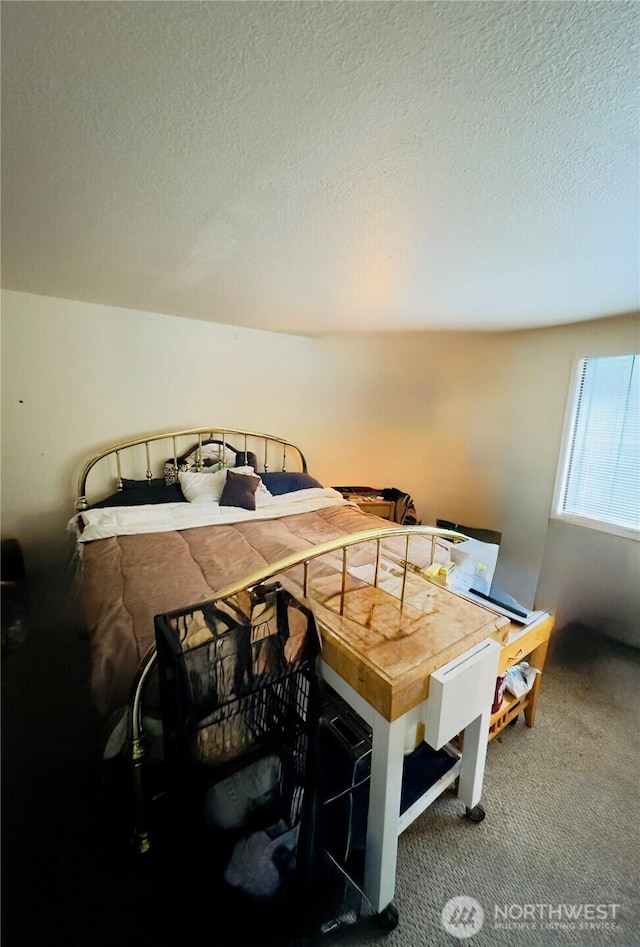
xmin=178 ymin=466 xmax=271 ymax=506
xmin=123 ymin=478 xmax=167 ymax=490
xmin=234 ymin=451 xmax=259 ymax=470
xmin=164 ymin=444 xmax=259 ymax=484
xmin=89 ymin=480 xmax=185 ymax=509
xmin=219 ymin=470 xmax=261 ymax=511
xmin=164 ymin=443 xmax=235 ymax=484
xmin=178 ymin=468 xmax=230 ymax=503
xmin=192 ymin=442 xmax=237 ymax=467
xmin=260 ymin=472 xmax=323 ymax=495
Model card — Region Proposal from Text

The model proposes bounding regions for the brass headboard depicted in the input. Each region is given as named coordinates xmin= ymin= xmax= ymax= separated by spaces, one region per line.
xmin=76 ymin=427 xmax=308 ymax=510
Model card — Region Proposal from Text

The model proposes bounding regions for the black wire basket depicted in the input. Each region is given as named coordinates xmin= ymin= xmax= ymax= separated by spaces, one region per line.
xmin=153 ymin=583 xmax=321 ymax=917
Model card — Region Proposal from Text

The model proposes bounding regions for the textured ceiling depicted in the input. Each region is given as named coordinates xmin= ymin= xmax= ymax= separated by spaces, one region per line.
xmin=1 ymin=1 xmax=638 ymax=335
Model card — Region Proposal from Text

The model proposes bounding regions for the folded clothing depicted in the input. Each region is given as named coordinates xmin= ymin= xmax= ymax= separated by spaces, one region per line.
xmin=223 ymin=820 xmax=299 ymax=899
xmin=203 ymin=754 xmax=281 ymax=831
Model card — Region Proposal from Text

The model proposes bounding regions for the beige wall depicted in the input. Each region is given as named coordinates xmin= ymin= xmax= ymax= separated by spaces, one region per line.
xmin=2 ymin=290 xmax=638 ymax=644
xmin=0 ymin=290 xmax=328 ymax=582
xmin=318 ymin=313 xmax=640 ymax=644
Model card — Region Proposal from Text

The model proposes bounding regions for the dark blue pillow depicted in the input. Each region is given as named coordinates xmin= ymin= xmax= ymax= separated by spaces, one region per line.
xmin=89 ymin=479 xmax=185 ymax=509
xmin=122 ymin=478 xmax=167 ymax=490
xmin=261 ymin=472 xmax=323 ymax=496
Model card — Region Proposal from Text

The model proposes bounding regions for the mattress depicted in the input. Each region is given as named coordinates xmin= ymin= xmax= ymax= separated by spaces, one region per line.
xmin=75 ymin=500 xmax=418 ymax=718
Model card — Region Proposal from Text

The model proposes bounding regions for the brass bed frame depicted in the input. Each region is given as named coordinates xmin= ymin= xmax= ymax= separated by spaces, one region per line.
xmin=75 ymin=427 xmax=468 ymax=855
xmin=76 ymin=426 xmax=309 ymax=510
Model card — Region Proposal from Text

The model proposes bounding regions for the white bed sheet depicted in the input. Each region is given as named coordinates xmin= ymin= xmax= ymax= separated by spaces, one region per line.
xmin=71 ymin=487 xmax=349 ymax=543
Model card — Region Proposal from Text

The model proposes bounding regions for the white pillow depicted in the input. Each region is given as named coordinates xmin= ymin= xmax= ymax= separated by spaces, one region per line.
xmin=179 ymin=467 xmax=273 ymax=506
xmin=179 ymin=468 xmax=228 ymax=503
xmin=164 ymin=443 xmax=239 ymax=485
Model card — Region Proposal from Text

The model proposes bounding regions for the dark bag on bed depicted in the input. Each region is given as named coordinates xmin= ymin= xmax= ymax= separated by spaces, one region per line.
xmin=381 ymin=487 xmax=420 ymax=526
xmin=155 ymin=583 xmax=320 ymax=770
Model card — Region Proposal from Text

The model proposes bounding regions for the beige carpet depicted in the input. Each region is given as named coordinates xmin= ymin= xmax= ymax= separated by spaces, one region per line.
xmin=2 ymin=605 xmax=638 ymax=947
xmin=326 ymin=623 xmax=640 ymax=947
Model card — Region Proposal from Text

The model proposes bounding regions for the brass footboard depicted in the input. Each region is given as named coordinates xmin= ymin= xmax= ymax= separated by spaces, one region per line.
xmin=127 ymin=524 xmax=468 ymax=854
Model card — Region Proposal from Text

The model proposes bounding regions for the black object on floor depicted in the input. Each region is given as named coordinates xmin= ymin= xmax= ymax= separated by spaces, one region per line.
xmin=1 ymin=538 xmax=28 ymax=658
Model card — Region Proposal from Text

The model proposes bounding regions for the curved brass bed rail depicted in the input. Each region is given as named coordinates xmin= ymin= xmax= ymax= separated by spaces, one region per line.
xmin=128 ymin=523 xmax=468 ymax=854
xmin=76 ymin=426 xmax=308 ymax=510
xmin=190 ymin=524 xmax=466 ymax=608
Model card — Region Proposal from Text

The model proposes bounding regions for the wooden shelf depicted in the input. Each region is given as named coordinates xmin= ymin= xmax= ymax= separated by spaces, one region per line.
xmin=489 ymin=690 xmax=529 ymax=739
xmin=487 ymin=612 xmax=554 ymax=742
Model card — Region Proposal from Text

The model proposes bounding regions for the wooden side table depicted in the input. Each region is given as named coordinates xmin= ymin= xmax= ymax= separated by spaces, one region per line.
xmin=488 ymin=612 xmax=554 ymax=740
xmin=339 ymin=493 xmax=396 ymax=521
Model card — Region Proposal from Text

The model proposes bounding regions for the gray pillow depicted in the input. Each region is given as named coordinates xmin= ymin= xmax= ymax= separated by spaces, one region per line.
xmin=219 ymin=470 xmax=260 ymax=510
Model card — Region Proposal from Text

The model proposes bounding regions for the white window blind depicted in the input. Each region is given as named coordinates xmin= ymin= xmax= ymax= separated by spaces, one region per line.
xmin=555 ymin=355 xmax=639 ymax=537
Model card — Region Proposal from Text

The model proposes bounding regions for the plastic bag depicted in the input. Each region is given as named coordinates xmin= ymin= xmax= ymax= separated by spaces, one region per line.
xmin=504 ymin=662 xmax=540 ymax=699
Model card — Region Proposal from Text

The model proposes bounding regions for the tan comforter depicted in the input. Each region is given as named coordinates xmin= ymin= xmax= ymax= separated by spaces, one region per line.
xmin=77 ymin=503 xmax=427 ymax=717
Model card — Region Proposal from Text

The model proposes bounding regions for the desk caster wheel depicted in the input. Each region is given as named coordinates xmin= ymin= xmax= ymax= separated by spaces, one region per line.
xmin=377 ymin=903 xmax=399 ymax=930
xmin=466 ymin=804 xmax=485 ymax=823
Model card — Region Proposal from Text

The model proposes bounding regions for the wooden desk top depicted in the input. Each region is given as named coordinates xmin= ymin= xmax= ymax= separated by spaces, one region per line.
xmin=311 ymin=574 xmax=513 ymax=721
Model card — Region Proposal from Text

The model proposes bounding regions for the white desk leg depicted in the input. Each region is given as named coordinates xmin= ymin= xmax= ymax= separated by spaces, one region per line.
xmin=457 ymin=710 xmax=490 ymax=809
xmin=364 ymin=709 xmax=406 ymax=914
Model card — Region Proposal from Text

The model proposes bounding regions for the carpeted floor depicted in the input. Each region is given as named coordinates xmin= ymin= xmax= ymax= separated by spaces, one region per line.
xmin=2 ymin=598 xmax=639 ymax=947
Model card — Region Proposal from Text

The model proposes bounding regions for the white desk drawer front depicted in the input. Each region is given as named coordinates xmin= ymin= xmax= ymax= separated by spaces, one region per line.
xmin=424 ymin=638 xmax=500 ymax=749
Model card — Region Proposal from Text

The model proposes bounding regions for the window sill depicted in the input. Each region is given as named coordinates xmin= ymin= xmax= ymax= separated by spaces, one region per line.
xmin=550 ymin=513 xmax=639 ymax=542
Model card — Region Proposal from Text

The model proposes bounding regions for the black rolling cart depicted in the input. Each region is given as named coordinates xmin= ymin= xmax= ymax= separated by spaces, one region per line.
xmin=153 ymin=582 xmax=321 ymax=940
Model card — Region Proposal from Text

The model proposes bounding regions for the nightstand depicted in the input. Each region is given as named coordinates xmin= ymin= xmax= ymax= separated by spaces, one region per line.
xmin=340 ymin=493 xmax=396 ymax=521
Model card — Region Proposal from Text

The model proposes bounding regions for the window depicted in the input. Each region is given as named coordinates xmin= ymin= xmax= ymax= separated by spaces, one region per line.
xmin=553 ymin=354 xmax=639 ymax=539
